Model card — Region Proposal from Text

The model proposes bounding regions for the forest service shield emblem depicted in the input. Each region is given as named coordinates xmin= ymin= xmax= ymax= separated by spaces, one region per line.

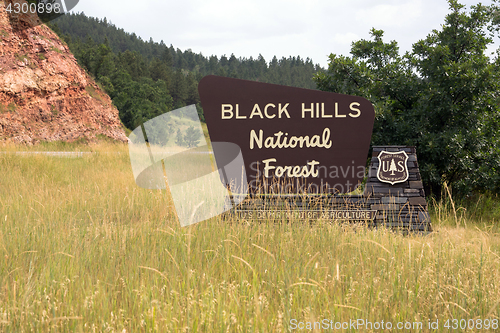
xmin=376 ymin=151 xmax=409 ymax=185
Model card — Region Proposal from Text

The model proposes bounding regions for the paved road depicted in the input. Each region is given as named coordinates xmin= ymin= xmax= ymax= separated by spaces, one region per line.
xmin=0 ymin=151 xmax=111 ymax=158
xmin=0 ymin=151 xmax=212 ymax=158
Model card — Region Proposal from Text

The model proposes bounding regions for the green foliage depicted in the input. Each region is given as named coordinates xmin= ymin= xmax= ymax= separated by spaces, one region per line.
xmin=145 ymin=113 xmax=173 ymax=146
xmin=15 ymin=53 xmax=29 ymax=63
xmin=184 ymin=125 xmax=202 ymax=148
xmin=85 ymin=85 xmax=99 ymax=99
xmin=112 ymin=76 xmax=173 ymax=130
xmin=462 ymin=193 xmax=500 ymax=222
xmin=50 ymin=104 xmax=58 ymax=116
xmin=314 ymin=0 xmax=500 ymax=197
xmin=49 ymin=46 xmax=62 ymax=54
xmin=0 ymin=103 xmax=17 ymax=114
xmin=0 ymin=29 xmax=8 ymax=43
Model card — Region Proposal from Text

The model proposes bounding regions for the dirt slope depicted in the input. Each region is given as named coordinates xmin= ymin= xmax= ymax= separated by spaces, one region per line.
xmin=0 ymin=0 xmax=127 ymax=144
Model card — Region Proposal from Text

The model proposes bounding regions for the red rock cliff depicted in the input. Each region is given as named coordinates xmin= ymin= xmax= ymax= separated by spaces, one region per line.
xmin=0 ymin=0 xmax=127 ymax=144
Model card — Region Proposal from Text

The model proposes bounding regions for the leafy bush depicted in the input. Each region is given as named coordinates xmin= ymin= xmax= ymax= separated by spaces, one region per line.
xmin=314 ymin=0 xmax=500 ymax=197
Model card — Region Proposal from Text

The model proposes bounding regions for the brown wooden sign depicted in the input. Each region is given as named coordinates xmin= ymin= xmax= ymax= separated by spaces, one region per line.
xmin=198 ymin=75 xmax=375 ymax=194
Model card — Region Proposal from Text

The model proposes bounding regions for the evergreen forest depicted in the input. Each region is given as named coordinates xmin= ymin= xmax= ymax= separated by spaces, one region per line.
xmin=49 ymin=13 xmax=323 ymax=130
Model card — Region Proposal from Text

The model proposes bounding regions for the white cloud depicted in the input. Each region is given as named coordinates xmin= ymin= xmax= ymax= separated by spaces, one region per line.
xmin=71 ymin=0 xmax=499 ymax=68
xmin=333 ymin=33 xmax=360 ymax=46
xmin=357 ymin=1 xmax=424 ymax=28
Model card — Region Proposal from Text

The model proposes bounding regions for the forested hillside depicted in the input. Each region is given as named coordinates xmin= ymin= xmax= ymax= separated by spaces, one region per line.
xmin=48 ymin=12 xmax=323 ymax=130
xmin=315 ymin=1 xmax=500 ymax=197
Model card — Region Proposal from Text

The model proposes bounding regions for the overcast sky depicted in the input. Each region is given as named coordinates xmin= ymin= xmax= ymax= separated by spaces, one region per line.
xmin=71 ymin=0 xmax=499 ymax=68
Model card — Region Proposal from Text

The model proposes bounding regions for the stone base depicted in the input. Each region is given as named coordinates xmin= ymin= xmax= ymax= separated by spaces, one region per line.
xmin=364 ymin=146 xmax=432 ymax=232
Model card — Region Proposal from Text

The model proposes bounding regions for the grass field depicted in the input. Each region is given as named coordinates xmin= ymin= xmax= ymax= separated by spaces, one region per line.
xmin=1 ymin=143 xmax=500 ymax=332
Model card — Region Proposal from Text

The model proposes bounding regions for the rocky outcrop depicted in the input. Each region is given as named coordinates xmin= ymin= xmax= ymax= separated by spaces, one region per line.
xmin=0 ymin=0 xmax=127 ymax=144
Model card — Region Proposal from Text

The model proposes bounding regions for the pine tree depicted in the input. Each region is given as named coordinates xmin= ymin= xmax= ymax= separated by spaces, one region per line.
xmin=184 ymin=126 xmax=201 ymax=148
xmin=171 ymin=70 xmax=188 ymax=108
xmin=389 ymin=159 xmax=397 ymax=176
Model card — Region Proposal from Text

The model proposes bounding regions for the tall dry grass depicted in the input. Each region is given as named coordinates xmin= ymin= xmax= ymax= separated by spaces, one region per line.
xmin=0 ymin=143 xmax=499 ymax=332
